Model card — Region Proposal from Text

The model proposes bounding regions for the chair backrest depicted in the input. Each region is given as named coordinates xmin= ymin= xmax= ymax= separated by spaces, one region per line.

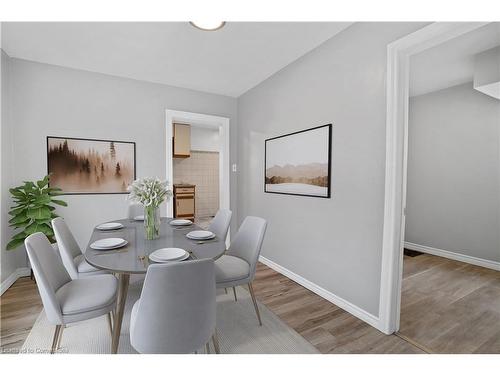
xmin=127 ymin=202 xmax=144 ymax=219
xmin=25 ymin=232 xmax=71 ymax=325
xmin=130 ymin=259 xmax=215 ymax=354
xmin=226 ymin=216 xmax=267 ymax=280
xmin=208 ymin=209 xmax=232 ymax=242
xmin=52 ymin=217 xmax=82 ymax=279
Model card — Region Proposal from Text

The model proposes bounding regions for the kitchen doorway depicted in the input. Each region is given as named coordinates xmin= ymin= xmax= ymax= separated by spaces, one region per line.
xmin=165 ymin=110 xmax=231 ymax=244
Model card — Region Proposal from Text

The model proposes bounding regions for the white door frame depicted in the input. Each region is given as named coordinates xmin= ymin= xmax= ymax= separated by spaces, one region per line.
xmin=378 ymin=22 xmax=489 ymax=334
xmin=165 ymin=109 xmax=230 ymax=231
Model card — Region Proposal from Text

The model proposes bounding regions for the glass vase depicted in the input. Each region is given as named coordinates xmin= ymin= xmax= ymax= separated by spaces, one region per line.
xmin=144 ymin=205 xmax=160 ymax=240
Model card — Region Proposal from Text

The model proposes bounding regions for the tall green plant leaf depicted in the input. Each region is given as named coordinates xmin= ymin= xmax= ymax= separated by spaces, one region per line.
xmin=7 ymin=175 xmax=67 ymax=250
xmin=48 ymin=188 xmax=64 ymax=196
xmin=11 ymin=231 xmax=29 ymax=240
xmin=33 ymin=195 xmax=52 ymax=205
xmin=6 ymin=238 xmax=25 ymax=250
xmin=9 ymin=189 xmax=26 ymax=198
xmin=8 ymin=206 xmax=27 ymax=216
xmin=27 ymin=206 xmax=52 ymax=220
xmin=9 ymin=213 xmax=29 ymax=225
xmin=51 ymin=199 xmax=68 ymax=206
xmin=37 ymin=175 xmax=49 ymax=189
xmin=25 ymin=222 xmax=53 ymax=235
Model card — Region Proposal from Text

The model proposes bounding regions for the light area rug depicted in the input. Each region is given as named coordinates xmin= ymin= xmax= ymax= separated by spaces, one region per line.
xmin=21 ymin=280 xmax=318 ymax=354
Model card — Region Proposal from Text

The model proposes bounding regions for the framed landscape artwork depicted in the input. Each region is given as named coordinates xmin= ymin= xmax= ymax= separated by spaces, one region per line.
xmin=47 ymin=136 xmax=136 ymax=194
xmin=265 ymin=124 xmax=332 ymax=198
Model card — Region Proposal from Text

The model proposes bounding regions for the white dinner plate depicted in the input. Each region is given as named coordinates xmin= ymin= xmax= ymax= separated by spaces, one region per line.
xmin=186 ymin=230 xmax=215 ymax=240
xmin=169 ymin=219 xmax=193 ymax=226
xmin=96 ymin=222 xmax=124 ymax=231
xmin=90 ymin=238 xmax=127 ymax=250
xmin=133 ymin=215 xmax=145 ymax=221
xmin=149 ymin=248 xmax=189 ymax=263
xmin=149 ymin=252 xmax=190 ymax=263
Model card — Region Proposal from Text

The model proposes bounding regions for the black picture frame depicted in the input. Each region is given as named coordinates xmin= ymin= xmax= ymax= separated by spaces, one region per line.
xmin=46 ymin=136 xmax=137 ymax=195
xmin=264 ymin=124 xmax=332 ymax=198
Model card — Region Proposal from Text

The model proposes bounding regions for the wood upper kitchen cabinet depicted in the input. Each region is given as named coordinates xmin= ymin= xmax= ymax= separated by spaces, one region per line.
xmin=173 ymin=123 xmax=191 ymax=158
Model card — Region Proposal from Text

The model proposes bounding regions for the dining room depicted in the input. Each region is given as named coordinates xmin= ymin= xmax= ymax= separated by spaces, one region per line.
xmin=0 ymin=8 xmax=499 ymax=372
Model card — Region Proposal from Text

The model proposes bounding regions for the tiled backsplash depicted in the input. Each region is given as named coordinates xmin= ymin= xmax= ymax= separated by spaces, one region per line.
xmin=173 ymin=151 xmax=219 ymax=218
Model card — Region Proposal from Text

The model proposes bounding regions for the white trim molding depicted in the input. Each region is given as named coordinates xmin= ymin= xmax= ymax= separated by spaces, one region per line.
xmin=259 ymin=256 xmax=381 ymax=331
xmin=404 ymin=242 xmax=500 ymax=271
xmin=379 ymin=22 xmax=490 ymax=335
xmin=0 ymin=267 xmax=30 ymax=295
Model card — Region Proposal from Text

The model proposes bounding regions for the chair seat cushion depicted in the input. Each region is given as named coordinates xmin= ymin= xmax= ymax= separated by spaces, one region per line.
xmin=56 ymin=274 xmax=117 ymax=315
xmin=214 ymin=255 xmax=250 ymax=284
xmin=74 ymin=254 xmax=101 ymax=273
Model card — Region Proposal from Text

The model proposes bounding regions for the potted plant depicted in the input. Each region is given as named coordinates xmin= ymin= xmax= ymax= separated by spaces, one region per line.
xmin=7 ymin=175 xmax=67 ymax=250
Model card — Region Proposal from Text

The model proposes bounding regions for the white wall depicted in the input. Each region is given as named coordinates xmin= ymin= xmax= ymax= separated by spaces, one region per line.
xmin=6 ymin=58 xmax=238 ymax=252
xmin=406 ymin=82 xmax=500 ymax=262
xmin=190 ymin=126 xmax=220 ymax=152
xmin=1 ymin=49 xmax=27 ymax=284
xmin=237 ymin=23 xmax=427 ymax=317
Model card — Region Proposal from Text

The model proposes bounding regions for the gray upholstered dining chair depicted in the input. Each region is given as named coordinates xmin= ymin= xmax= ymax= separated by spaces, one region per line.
xmin=25 ymin=232 xmax=118 ymax=353
xmin=208 ymin=209 xmax=232 ymax=243
xmin=127 ymin=202 xmax=144 ymax=219
xmin=130 ymin=259 xmax=219 ymax=354
xmin=214 ymin=216 xmax=267 ymax=326
xmin=52 ymin=217 xmax=107 ymax=280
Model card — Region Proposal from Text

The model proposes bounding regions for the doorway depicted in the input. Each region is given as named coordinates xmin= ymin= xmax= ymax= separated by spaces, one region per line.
xmin=165 ymin=110 xmax=231 ymax=243
xmin=379 ymin=22 xmax=495 ymax=335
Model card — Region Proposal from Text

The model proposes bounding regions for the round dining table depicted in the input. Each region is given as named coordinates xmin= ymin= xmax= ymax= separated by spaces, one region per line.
xmin=84 ymin=217 xmax=226 ymax=354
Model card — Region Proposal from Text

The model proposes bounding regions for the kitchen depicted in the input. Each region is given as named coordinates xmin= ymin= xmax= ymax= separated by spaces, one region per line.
xmin=172 ymin=122 xmax=221 ymax=229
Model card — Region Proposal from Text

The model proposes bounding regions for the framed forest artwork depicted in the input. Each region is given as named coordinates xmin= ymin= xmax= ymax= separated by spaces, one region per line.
xmin=265 ymin=124 xmax=332 ymax=198
xmin=47 ymin=136 xmax=136 ymax=194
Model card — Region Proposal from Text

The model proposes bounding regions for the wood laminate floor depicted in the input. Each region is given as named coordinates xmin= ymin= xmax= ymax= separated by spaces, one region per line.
xmin=252 ymin=263 xmax=424 ymax=353
xmin=0 ymin=277 xmax=43 ymax=352
xmin=1 ymin=254 xmax=498 ymax=353
xmin=399 ymin=253 xmax=500 ymax=353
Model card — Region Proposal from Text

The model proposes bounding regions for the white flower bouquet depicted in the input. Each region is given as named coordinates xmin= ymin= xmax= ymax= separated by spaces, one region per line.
xmin=127 ymin=177 xmax=172 ymax=239
xmin=127 ymin=177 xmax=172 ymax=207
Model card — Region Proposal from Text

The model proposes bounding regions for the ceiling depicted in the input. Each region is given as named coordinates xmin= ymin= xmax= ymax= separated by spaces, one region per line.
xmin=1 ymin=22 xmax=352 ymax=97
xmin=410 ymin=22 xmax=500 ymax=97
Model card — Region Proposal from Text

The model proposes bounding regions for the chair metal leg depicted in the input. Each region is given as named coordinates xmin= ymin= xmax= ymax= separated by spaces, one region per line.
xmin=106 ymin=311 xmax=113 ymax=336
xmin=212 ymin=329 xmax=221 ymax=354
xmin=232 ymin=286 xmax=237 ymax=301
xmin=205 ymin=342 xmax=210 ymax=354
xmin=224 ymin=288 xmax=228 ymax=294
xmin=248 ymin=282 xmax=262 ymax=326
xmin=51 ymin=325 xmax=62 ymax=354
xmin=57 ymin=325 xmax=65 ymax=349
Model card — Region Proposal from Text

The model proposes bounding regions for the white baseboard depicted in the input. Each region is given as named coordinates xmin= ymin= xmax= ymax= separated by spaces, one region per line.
xmin=0 ymin=267 xmax=30 ymax=296
xmin=404 ymin=242 xmax=500 ymax=271
xmin=258 ymin=255 xmax=382 ymax=331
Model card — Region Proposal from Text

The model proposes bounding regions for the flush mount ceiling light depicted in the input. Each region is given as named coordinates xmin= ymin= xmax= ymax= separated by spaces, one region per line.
xmin=189 ymin=21 xmax=226 ymax=31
